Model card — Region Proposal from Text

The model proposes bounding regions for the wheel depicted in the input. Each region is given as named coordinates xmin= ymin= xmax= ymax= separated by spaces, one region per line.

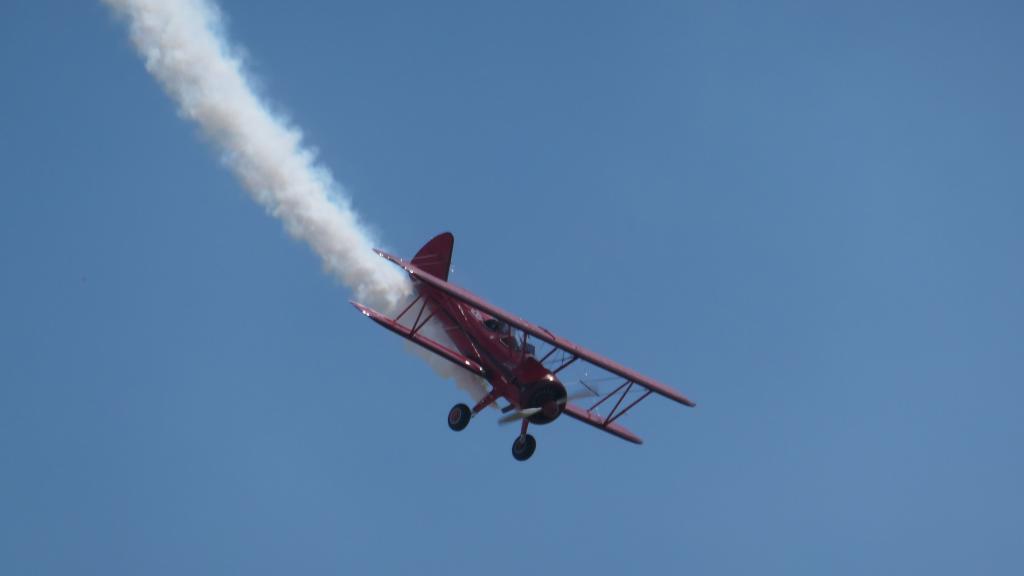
xmin=447 ymin=403 xmax=471 ymax=431
xmin=511 ymin=434 xmax=537 ymax=461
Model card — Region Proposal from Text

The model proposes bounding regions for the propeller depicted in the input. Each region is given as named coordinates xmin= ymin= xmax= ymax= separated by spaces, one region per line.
xmin=497 ymin=385 xmax=599 ymax=425
xmin=497 ymin=407 xmax=543 ymax=425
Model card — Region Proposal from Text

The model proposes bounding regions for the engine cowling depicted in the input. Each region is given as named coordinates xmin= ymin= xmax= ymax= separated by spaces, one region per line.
xmin=522 ymin=376 xmax=567 ymax=425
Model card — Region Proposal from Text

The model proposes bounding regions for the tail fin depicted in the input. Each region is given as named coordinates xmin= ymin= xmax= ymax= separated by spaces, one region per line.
xmin=411 ymin=232 xmax=454 ymax=281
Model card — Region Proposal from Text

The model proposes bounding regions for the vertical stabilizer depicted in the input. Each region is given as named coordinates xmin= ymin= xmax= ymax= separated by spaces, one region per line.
xmin=411 ymin=232 xmax=454 ymax=281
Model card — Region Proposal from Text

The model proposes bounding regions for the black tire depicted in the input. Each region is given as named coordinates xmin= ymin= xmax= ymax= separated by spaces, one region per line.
xmin=511 ymin=434 xmax=537 ymax=461
xmin=447 ymin=403 xmax=471 ymax=431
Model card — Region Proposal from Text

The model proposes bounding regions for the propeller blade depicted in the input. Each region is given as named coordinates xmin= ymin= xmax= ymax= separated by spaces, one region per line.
xmin=497 ymin=388 xmax=598 ymax=425
xmin=498 ymin=407 xmax=541 ymax=425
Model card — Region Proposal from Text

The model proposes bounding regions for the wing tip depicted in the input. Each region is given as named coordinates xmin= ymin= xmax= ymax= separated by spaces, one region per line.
xmin=350 ymin=300 xmax=375 ymax=318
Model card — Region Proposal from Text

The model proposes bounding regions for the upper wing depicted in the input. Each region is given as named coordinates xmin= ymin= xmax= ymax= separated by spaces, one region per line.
xmin=375 ymin=249 xmax=696 ymax=408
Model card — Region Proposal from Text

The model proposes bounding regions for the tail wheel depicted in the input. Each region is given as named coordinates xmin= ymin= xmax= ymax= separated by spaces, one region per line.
xmin=447 ymin=403 xmax=471 ymax=431
xmin=511 ymin=434 xmax=537 ymax=461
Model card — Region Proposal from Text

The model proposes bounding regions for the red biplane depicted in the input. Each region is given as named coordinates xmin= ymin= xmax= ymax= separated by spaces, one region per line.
xmin=352 ymin=233 xmax=695 ymax=461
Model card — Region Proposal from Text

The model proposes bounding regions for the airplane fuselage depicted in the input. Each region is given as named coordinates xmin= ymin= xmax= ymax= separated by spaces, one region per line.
xmin=420 ymin=283 xmax=568 ymax=423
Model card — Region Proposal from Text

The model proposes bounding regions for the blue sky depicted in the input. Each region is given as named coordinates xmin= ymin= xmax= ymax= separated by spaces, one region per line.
xmin=2 ymin=0 xmax=1022 ymax=574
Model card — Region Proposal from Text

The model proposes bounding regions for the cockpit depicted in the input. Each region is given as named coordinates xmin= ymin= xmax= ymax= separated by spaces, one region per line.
xmin=483 ymin=316 xmax=535 ymax=355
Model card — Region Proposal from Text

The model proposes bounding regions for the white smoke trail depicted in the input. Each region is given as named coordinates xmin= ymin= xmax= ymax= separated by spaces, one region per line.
xmin=104 ymin=0 xmax=490 ymax=401
xmin=102 ymin=0 xmax=409 ymax=310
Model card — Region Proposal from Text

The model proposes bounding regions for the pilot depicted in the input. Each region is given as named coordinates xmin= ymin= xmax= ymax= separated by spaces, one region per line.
xmin=484 ymin=318 xmax=510 ymax=334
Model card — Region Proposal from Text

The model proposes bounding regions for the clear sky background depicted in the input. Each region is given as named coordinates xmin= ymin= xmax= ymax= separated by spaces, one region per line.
xmin=2 ymin=0 xmax=1022 ymax=574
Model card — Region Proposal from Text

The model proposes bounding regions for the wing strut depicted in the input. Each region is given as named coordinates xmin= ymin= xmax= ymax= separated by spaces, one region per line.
xmin=351 ymin=298 xmax=486 ymax=378
xmin=583 ymin=378 xmax=656 ymax=426
xmin=552 ymin=355 xmax=578 ymax=374
xmin=391 ymin=294 xmax=437 ymax=337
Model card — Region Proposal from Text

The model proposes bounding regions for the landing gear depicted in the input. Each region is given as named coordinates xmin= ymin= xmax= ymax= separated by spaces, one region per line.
xmin=447 ymin=403 xmax=471 ymax=431
xmin=512 ymin=434 xmax=537 ymax=461
xmin=450 ymin=399 xmax=537 ymax=460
